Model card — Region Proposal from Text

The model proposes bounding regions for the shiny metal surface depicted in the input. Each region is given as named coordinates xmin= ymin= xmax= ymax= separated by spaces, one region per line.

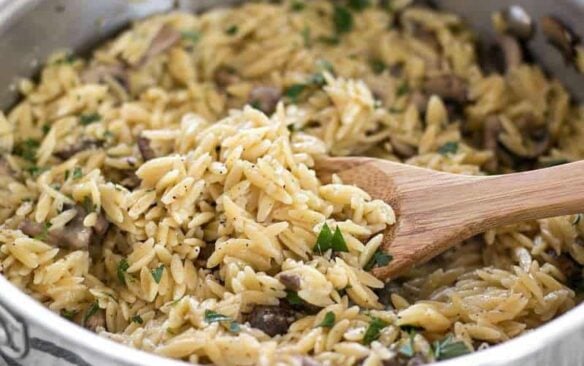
xmin=0 ymin=1 xmax=583 ymax=365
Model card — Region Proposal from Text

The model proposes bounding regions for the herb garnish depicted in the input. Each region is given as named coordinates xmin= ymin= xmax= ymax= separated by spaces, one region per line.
xmin=396 ymin=82 xmax=410 ymax=97
xmin=348 ymin=0 xmax=371 ymax=11
xmin=362 ymin=317 xmax=388 ymax=344
xmin=290 ymin=0 xmax=305 ymax=11
xmin=61 ymin=309 xmax=77 ymax=320
xmin=151 ymin=265 xmax=164 ymax=284
xmin=82 ymin=196 xmax=95 ymax=213
xmin=432 ymin=335 xmax=471 ymax=361
xmin=79 ymin=113 xmax=101 ymax=126
xmin=72 ymin=167 xmax=83 ymax=180
xmin=285 ymin=84 xmax=306 ymax=103
xmin=317 ymin=35 xmax=340 ymax=45
xmin=314 ymin=223 xmax=348 ymax=254
xmin=317 ymin=311 xmax=336 ymax=328
xmin=333 ymin=5 xmax=354 ymax=34
xmin=370 ymin=59 xmax=386 ymax=74
xmin=83 ymin=302 xmax=99 ymax=325
xmin=302 ymin=26 xmax=311 ymax=47
xmin=437 ymin=141 xmax=459 ymax=155
xmin=204 ymin=310 xmax=240 ymax=333
xmin=286 ymin=290 xmax=304 ymax=305
xmin=13 ymin=138 xmax=40 ymax=162
xmin=42 ymin=124 xmax=51 ymax=135
xmin=181 ymin=30 xmax=201 ymax=43
xmin=117 ymin=258 xmax=130 ymax=285
xmin=226 ymin=25 xmax=238 ymax=35
xmin=364 ymin=250 xmax=393 ymax=270
xmin=131 ymin=315 xmax=144 ymax=324
xmin=33 ymin=223 xmax=51 ymax=242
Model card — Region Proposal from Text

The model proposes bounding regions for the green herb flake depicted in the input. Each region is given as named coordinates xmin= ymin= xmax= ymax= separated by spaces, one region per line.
xmin=250 ymin=100 xmax=262 ymax=110
xmin=285 ymin=83 xmax=306 ymax=103
xmin=42 ymin=124 xmax=51 ymax=135
xmin=79 ymin=113 xmax=101 ymax=126
xmin=313 ymin=222 xmax=334 ymax=253
xmin=333 ymin=5 xmax=354 ymax=34
xmin=370 ymin=59 xmax=386 ymax=74
xmin=61 ymin=309 xmax=77 ymax=320
xmin=55 ymin=54 xmax=77 ymax=65
xmin=433 ymin=335 xmax=471 ymax=361
xmin=83 ymin=302 xmax=99 ymax=325
xmin=286 ymin=290 xmax=303 ymax=305
xmin=317 ymin=35 xmax=340 ymax=45
xmin=364 ymin=250 xmax=393 ymax=271
xmin=226 ymin=25 xmax=238 ymax=35
xmin=348 ymin=0 xmax=371 ymax=11
xmin=301 ymin=26 xmax=312 ymax=47
xmin=437 ymin=141 xmax=459 ymax=155
xmin=131 ymin=315 xmax=144 ymax=324
xmin=14 ymin=138 xmax=40 ymax=162
xmin=229 ymin=321 xmax=241 ymax=333
xmin=317 ymin=311 xmax=336 ymax=328
xmin=26 ymin=165 xmax=46 ymax=177
xmin=396 ymin=82 xmax=410 ymax=97
xmin=331 ymin=226 xmax=349 ymax=252
xmin=181 ymin=30 xmax=201 ymax=43
xmin=316 ymin=59 xmax=334 ymax=73
xmin=204 ymin=310 xmax=240 ymax=333
xmin=362 ymin=317 xmax=388 ymax=345
xmin=117 ymin=258 xmax=130 ymax=285
xmin=151 ymin=265 xmax=164 ymax=284
xmin=82 ymin=196 xmax=95 ymax=213
xmin=72 ymin=167 xmax=83 ymax=180
xmin=33 ymin=223 xmax=51 ymax=242
xmin=308 ymin=73 xmax=326 ymax=87
xmin=290 ymin=0 xmax=305 ymax=11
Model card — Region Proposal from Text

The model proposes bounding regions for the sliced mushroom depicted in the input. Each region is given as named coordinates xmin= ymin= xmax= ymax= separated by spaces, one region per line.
xmin=498 ymin=35 xmax=523 ymax=70
xmin=213 ymin=67 xmax=240 ymax=88
xmin=500 ymin=6 xmax=534 ymax=40
xmin=502 ymin=115 xmax=550 ymax=159
xmin=137 ymin=136 xmax=155 ymax=161
xmin=541 ymin=16 xmax=580 ymax=63
xmin=422 ymin=75 xmax=468 ymax=104
xmin=140 ymin=24 xmax=182 ymax=65
xmin=390 ymin=136 xmax=417 ymax=159
xmin=82 ymin=63 xmax=128 ymax=87
xmin=248 ymin=86 xmax=281 ymax=115
xmin=411 ymin=23 xmax=440 ymax=51
xmin=54 ymin=139 xmax=102 ymax=160
xmin=246 ymin=305 xmax=296 ymax=337
xmin=84 ymin=309 xmax=106 ymax=332
xmin=482 ymin=116 xmax=503 ymax=172
xmin=119 ymin=171 xmax=141 ymax=190
xmin=278 ymin=273 xmax=301 ymax=291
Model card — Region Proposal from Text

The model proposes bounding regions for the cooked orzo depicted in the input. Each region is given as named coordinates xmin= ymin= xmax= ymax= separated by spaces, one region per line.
xmin=0 ymin=0 xmax=583 ymax=365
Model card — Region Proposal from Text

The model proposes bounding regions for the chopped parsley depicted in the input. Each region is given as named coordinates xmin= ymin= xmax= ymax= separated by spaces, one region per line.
xmin=79 ymin=112 xmax=101 ymax=126
xmin=225 ymin=25 xmax=238 ymax=35
xmin=364 ymin=250 xmax=393 ymax=271
xmin=286 ymin=290 xmax=303 ymax=305
xmin=55 ymin=54 xmax=77 ymax=65
xmin=317 ymin=311 xmax=336 ymax=328
xmin=362 ymin=317 xmax=388 ymax=344
xmin=117 ymin=258 xmax=130 ymax=285
xmin=348 ymin=0 xmax=371 ymax=11
xmin=42 ymin=124 xmax=51 ymax=135
xmin=151 ymin=265 xmax=164 ymax=284
xmin=290 ymin=0 xmax=305 ymax=11
xmin=82 ymin=196 xmax=96 ymax=213
xmin=13 ymin=138 xmax=40 ymax=162
xmin=333 ymin=5 xmax=354 ymax=34
xmin=181 ymin=30 xmax=201 ymax=43
xmin=26 ymin=165 xmax=46 ymax=177
xmin=437 ymin=141 xmax=459 ymax=155
xmin=314 ymin=223 xmax=348 ymax=254
xmin=204 ymin=310 xmax=240 ymax=333
xmin=370 ymin=59 xmax=386 ymax=74
xmin=432 ymin=335 xmax=471 ymax=361
xmin=396 ymin=82 xmax=410 ymax=97
xmin=33 ymin=223 xmax=51 ymax=242
xmin=61 ymin=309 xmax=77 ymax=320
xmin=285 ymin=84 xmax=306 ymax=103
xmin=317 ymin=35 xmax=341 ymax=45
xmin=83 ymin=302 xmax=99 ymax=325
xmin=301 ymin=26 xmax=311 ymax=47
xmin=72 ymin=167 xmax=83 ymax=180
xmin=308 ymin=72 xmax=326 ymax=87
xmin=131 ymin=315 xmax=144 ymax=324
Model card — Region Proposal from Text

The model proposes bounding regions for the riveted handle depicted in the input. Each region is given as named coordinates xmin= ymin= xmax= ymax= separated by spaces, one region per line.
xmin=0 ymin=302 xmax=28 ymax=359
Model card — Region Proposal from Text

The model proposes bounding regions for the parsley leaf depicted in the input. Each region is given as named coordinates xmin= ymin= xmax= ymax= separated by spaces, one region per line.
xmin=61 ymin=309 xmax=77 ymax=320
xmin=226 ymin=25 xmax=238 ymax=35
xmin=181 ymin=30 xmax=201 ymax=43
xmin=83 ymin=302 xmax=99 ymax=325
xmin=117 ymin=258 xmax=130 ymax=285
xmin=313 ymin=223 xmax=334 ymax=253
xmin=316 ymin=59 xmax=334 ymax=73
xmin=13 ymin=138 xmax=40 ymax=162
xmin=317 ymin=311 xmax=336 ymax=328
xmin=437 ymin=141 xmax=459 ymax=155
xmin=290 ymin=0 xmax=305 ymax=11
xmin=285 ymin=84 xmax=306 ymax=103
xmin=151 ymin=265 xmax=164 ymax=284
xmin=370 ymin=59 xmax=386 ymax=74
xmin=286 ymin=290 xmax=304 ymax=305
xmin=317 ymin=35 xmax=340 ymax=45
xmin=79 ymin=113 xmax=101 ymax=126
xmin=72 ymin=167 xmax=83 ymax=180
xmin=131 ymin=315 xmax=144 ymax=324
xmin=204 ymin=310 xmax=240 ymax=333
xmin=363 ymin=317 xmax=388 ymax=344
xmin=33 ymin=223 xmax=51 ymax=242
xmin=331 ymin=226 xmax=349 ymax=252
xmin=333 ymin=5 xmax=353 ymax=34
xmin=301 ymin=26 xmax=311 ymax=47
xmin=82 ymin=196 xmax=95 ymax=213
xmin=396 ymin=82 xmax=410 ymax=97
xmin=364 ymin=250 xmax=393 ymax=271
xmin=348 ymin=0 xmax=371 ymax=11
xmin=433 ymin=335 xmax=471 ymax=361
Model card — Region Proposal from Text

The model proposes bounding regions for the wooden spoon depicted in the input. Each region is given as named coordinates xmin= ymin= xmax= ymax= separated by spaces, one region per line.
xmin=316 ymin=157 xmax=584 ymax=280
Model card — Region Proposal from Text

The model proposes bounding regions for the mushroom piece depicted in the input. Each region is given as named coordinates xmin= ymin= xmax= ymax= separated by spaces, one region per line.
xmin=541 ymin=16 xmax=580 ymax=63
xmin=84 ymin=309 xmax=106 ymax=332
xmin=390 ymin=136 xmax=417 ymax=160
xmin=82 ymin=63 xmax=128 ymax=87
xmin=213 ymin=67 xmax=240 ymax=88
xmin=137 ymin=136 xmax=155 ymax=161
xmin=498 ymin=35 xmax=523 ymax=71
xmin=278 ymin=273 xmax=301 ymax=291
xmin=19 ymin=205 xmax=109 ymax=250
xmin=54 ymin=139 xmax=102 ymax=160
xmin=482 ymin=116 xmax=503 ymax=172
xmin=422 ymin=75 xmax=468 ymax=104
xmin=246 ymin=305 xmax=296 ymax=337
xmin=500 ymin=115 xmax=550 ymax=159
xmin=248 ymin=86 xmax=282 ymax=115
xmin=140 ymin=24 xmax=182 ymax=65
xmin=500 ymin=5 xmax=534 ymax=40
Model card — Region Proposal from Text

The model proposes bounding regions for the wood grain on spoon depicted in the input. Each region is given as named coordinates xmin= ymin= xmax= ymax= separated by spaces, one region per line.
xmin=316 ymin=157 xmax=584 ymax=280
